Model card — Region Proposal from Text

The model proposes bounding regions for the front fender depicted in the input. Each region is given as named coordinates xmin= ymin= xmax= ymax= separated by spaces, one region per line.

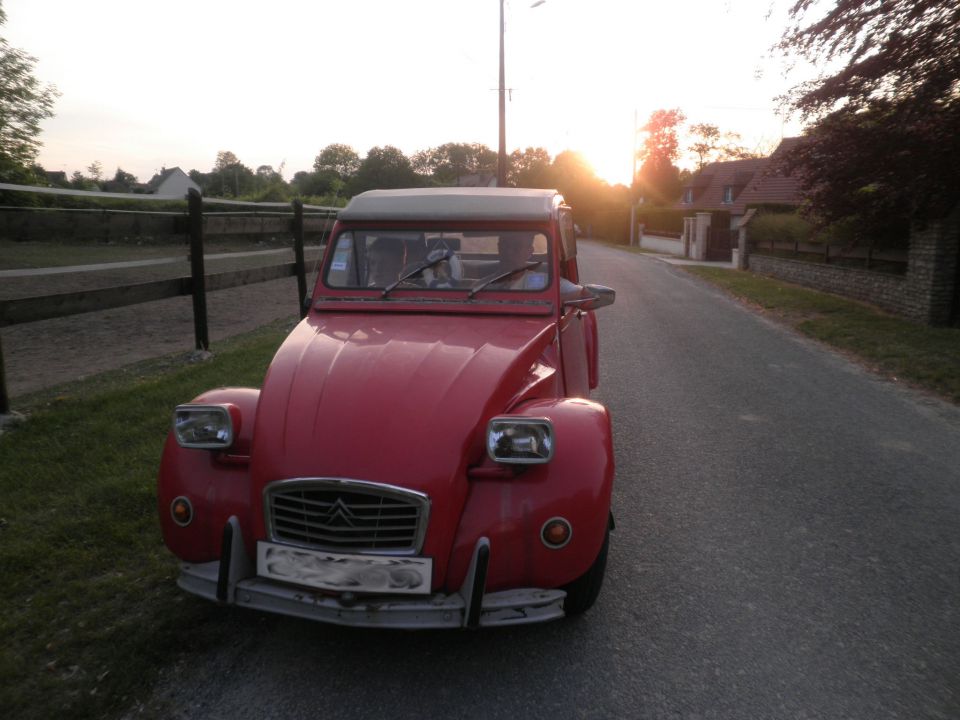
xmin=157 ymin=387 xmax=260 ymax=563
xmin=446 ymin=397 xmax=614 ymax=591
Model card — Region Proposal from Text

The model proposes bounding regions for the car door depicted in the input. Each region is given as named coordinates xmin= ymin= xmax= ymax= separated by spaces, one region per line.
xmin=557 ymin=209 xmax=591 ymax=397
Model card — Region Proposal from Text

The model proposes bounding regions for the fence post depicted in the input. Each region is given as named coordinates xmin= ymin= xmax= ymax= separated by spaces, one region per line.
xmin=0 ymin=333 xmax=9 ymax=415
xmin=187 ymin=189 xmax=209 ymax=351
xmin=292 ymin=199 xmax=308 ymax=318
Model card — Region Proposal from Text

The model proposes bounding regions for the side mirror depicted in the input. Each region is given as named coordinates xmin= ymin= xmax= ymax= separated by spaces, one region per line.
xmin=563 ymin=284 xmax=615 ymax=311
xmin=302 ymin=294 xmax=312 ymax=315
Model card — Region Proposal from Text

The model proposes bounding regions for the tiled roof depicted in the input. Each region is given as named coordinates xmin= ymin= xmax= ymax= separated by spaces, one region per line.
xmin=675 ymin=138 xmax=804 ymax=215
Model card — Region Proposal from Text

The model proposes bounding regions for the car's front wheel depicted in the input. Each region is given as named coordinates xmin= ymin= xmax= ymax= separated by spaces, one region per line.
xmin=562 ymin=526 xmax=609 ymax=615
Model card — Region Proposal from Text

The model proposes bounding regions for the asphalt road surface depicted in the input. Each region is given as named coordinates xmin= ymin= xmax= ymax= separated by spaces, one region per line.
xmin=141 ymin=241 xmax=960 ymax=720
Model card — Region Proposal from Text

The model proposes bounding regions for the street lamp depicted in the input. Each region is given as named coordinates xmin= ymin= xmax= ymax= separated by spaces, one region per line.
xmin=497 ymin=0 xmax=545 ymax=188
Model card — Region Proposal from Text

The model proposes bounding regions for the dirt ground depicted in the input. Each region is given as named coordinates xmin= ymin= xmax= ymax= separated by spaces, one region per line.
xmin=1 ymin=252 xmax=320 ymax=399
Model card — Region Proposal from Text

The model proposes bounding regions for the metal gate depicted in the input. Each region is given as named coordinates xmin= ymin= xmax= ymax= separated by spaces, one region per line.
xmin=706 ymin=227 xmax=733 ymax=262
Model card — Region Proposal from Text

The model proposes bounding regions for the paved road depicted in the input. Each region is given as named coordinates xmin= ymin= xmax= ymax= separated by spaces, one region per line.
xmin=142 ymin=241 xmax=960 ymax=719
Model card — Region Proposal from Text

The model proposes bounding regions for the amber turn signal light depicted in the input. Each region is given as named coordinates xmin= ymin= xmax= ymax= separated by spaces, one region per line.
xmin=541 ymin=517 xmax=572 ymax=549
xmin=171 ymin=496 xmax=193 ymax=527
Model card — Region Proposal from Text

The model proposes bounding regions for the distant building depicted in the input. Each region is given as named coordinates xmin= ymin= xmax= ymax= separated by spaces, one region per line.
xmin=675 ymin=138 xmax=804 ymax=228
xmin=145 ymin=167 xmax=200 ymax=197
xmin=44 ymin=171 xmax=68 ymax=187
xmin=457 ymin=173 xmax=497 ymax=188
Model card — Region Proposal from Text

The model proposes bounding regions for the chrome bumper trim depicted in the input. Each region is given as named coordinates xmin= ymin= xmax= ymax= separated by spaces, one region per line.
xmin=177 ymin=517 xmax=566 ymax=629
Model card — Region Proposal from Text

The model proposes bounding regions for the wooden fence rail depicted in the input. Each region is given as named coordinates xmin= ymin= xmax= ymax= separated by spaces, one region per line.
xmin=749 ymin=238 xmax=908 ymax=271
xmin=0 ymin=183 xmax=338 ymax=413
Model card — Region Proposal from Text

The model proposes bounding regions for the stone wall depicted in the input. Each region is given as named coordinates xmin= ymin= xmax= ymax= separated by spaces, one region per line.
xmin=748 ymin=255 xmax=908 ymax=315
xmin=746 ymin=207 xmax=959 ymax=325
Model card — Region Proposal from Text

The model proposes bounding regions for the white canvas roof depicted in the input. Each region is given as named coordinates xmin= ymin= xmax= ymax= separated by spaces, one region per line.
xmin=338 ymin=188 xmax=562 ymax=222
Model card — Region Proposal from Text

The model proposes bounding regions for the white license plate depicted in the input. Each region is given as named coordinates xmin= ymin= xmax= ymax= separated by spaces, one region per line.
xmin=257 ymin=541 xmax=432 ymax=595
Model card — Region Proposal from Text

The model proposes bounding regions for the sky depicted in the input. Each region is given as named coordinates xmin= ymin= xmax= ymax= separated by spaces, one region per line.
xmin=3 ymin=0 xmax=814 ymax=187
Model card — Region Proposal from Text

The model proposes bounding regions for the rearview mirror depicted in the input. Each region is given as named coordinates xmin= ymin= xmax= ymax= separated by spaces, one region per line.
xmin=563 ymin=284 xmax=615 ymax=311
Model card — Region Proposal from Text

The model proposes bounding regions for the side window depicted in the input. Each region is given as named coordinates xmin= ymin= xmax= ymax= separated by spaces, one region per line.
xmin=559 ymin=210 xmax=577 ymax=262
xmin=326 ymin=232 xmax=358 ymax=286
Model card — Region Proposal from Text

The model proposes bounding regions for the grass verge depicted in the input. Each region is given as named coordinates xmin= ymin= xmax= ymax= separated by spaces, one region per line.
xmin=683 ymin=267 xmax=960 ymax=404
xmin=0 ymin=321 xmax=289 ymax=719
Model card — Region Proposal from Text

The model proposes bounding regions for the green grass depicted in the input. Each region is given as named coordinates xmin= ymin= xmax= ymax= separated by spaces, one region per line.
xmin=0 ymin=321 xmax=290 ymax=720
xmin=685 ymin=267 xmax=960 ymax=403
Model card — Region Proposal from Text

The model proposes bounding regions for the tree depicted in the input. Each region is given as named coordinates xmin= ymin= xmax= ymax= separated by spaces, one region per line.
xmin=411 ymin=143 xmax=497 ymax=185
xmin=313 ymin=143 xmax=360 ymax=179
xmin=214 ymin=150 xmax=240 ymax=172
xmin=549 ymin=151 xmax=605 ymax=210
xmin=688 ymin=123 xmax=721 ymax=171
xmin=86 ymin=160 xmax=103 ymax=181
xmin=348 ymin=146 xmax=419 ymax=195
xmin=777 ymin=0 xmax=960 ymax=230
xmin=69 ymin=170 xmax=96 ymax=190
xmin=210 ymin=151 xmax=255 ymax=197
xmin=113 ymin=167 xmax=137 ymax=186
xmin=508 ymin=147 xmax=552 ymax=188
xmin=0 ymin=3 xmax=58 ymax=181
xmin=635 ymin=108 xmax=685 ymax=205
xmin=687 ymin=123 xmax=757 ymax=169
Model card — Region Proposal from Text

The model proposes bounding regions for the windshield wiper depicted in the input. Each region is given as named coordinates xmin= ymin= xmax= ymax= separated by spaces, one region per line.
xmin=467 ymin=260 xmax=543 ymax=299
xmin=382 ymin=250 xmax=454 ymax=298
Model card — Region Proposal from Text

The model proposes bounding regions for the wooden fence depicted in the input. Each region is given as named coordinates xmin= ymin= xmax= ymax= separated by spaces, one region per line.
xmin=0 ymin=184 xmax=338 ymax=413
xmin=748 ymin=237 xmax=908 ymax=274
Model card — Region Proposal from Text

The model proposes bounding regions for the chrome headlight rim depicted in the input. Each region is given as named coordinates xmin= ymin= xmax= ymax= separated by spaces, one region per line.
xmin=172 ymin=403 xmax=235 ymax=450
xmin=486 ymin=416 xmax=555 ymax=465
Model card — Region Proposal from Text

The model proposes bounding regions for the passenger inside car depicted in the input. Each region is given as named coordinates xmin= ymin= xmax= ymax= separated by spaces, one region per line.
xmin=365 ymin=237 xmax=405 ymax=287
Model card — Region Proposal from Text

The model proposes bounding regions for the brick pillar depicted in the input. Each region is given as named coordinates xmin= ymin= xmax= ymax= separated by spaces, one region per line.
xmin=737 ymin=225 xmax=749 ymax=270
xmin=905 ymin=205 xmax=960 ymax=325
xmin=694 ymin=212 xmax=711 ymax=261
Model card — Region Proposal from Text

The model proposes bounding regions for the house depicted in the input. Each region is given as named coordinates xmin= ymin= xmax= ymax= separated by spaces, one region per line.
xmin=145 ymin=167 xmax=200 ymax=197
xmin=676 ymin=137 xmax=804 ymax=229
xmin=456 ymin=173 xmax=497 ymax=188
xmin=44 ymin=171 xmax=68 ymax=187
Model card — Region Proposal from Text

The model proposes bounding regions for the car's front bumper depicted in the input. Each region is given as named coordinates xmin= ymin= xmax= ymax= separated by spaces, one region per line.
xmin=177 ymin=516 xmax=566 ymax=629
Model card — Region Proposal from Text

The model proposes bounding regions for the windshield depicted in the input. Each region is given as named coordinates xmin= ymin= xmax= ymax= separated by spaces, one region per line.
xmin=324 ymin=230 xmax=552 ymax=292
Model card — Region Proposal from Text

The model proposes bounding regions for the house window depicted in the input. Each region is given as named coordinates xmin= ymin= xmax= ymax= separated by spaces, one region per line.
xmin=722 ymin=186 xmax=734 ymax=203
xmin=683 ymin=189 xmax=693 ymax=204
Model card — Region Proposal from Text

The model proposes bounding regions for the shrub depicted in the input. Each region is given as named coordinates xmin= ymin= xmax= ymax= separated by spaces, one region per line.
xmin=748 ymin=212 xmax=813 ymax=246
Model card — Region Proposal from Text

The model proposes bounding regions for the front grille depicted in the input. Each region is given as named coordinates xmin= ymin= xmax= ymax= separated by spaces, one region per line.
xmin=265 ymin=479 xmax=429 ymax=554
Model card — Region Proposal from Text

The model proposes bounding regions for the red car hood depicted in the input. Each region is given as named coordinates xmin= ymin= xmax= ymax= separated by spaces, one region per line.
xmin=249 ymin=310 xmax=557 ymax=511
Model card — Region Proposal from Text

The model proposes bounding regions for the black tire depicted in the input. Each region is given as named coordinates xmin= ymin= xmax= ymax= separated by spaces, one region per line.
xmin=562 ymin=527 xmax=609 ymax=615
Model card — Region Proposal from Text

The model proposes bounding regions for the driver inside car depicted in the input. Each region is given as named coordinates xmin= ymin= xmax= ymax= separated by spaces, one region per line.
xmin=492 ymin=235 xmax=548 ymax=290
xmin=493 ymin=235 xmax=588 ymax=299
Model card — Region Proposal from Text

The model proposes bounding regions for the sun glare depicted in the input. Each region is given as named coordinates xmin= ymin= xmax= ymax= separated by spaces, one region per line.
xmin=582 ymin=145 xmax=633 ymax=188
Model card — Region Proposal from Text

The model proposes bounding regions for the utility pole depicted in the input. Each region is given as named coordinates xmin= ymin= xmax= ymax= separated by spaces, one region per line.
xmin=630 ymin=109 xmax=638 ymax=246
xmin=497 ymin=0 xmax=507 ymax=187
